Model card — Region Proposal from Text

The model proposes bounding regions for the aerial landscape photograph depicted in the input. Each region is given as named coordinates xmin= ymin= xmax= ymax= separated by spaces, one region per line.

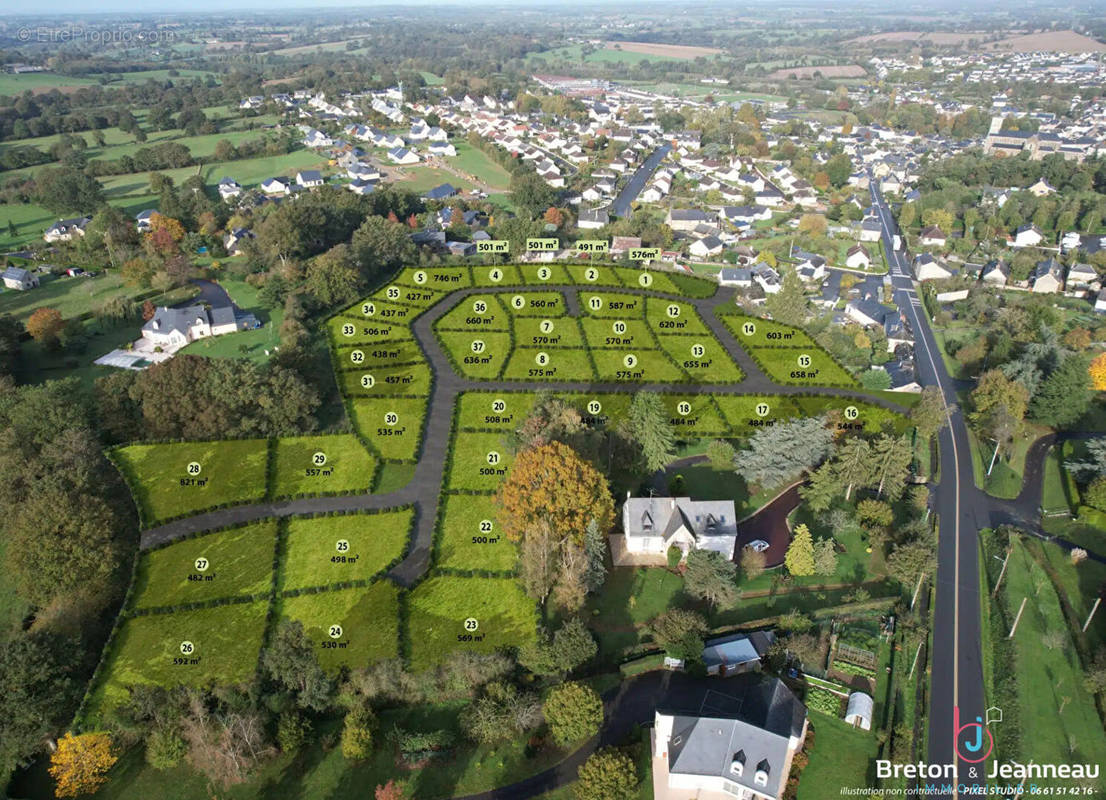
xmin=1 ymin=0 xmax=1106 ymax=798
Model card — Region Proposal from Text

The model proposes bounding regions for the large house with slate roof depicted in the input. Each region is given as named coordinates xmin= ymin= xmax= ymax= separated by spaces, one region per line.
xmin=141 ymin=304 xmax=256 ymax=350
xmin=622 ymin=496 xmax=738 ymax=561
xmin=653 ymin=675 xmax=808 ymax=800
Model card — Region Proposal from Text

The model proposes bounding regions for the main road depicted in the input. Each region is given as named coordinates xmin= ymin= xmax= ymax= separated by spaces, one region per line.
xmin=869 ymin=179 xmax=989 ymax=794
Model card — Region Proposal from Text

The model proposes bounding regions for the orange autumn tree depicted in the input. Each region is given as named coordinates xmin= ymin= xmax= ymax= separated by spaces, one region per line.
xmin=494 ymin=441 xmax=613 ymax=545
xmin=49 ymin=732 xmax=118 ymax=798
xmin=26 ymin=306 xmax=64 ymax=345
xmin=1090 ymin=352 xmax=1106 ymax=391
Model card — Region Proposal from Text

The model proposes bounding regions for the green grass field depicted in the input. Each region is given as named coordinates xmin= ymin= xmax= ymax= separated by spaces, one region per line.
xmin=269 ymin=435 xmax=377 ymax=498
xmin=281 ymin=510 xmax=413 ymax=590
xmin=450 ymin=141 xmax=513 ymax=191
xmin=278 ymin=581 xmax=401 ymax=672
xmin=0 ymin=271 xmax=136 ymax=322
xmin=435 ymin=494 xmax=518 ymax=572
xmin=347 ymin=396 xmax=427 ymax=461
xmin=655 ymin=334 xmax=744 ymax=382
xmin=446 ymin=431 xmax=515 ymax=491
xmin=436 ymin=329 xmax=512 ymax=379
xmin=718 ymin=311 xmax=818 ymax=349
xmin=407 ymin=575 xmax=537 ymax=670
xmin=591 ymin=347 xmax=685 ymax=382
xmin=747 ymin=345 xmax=860 ymax=388
xmin=85 ymin=600 xmax=269 ymax=722
xmin=112 ymin=439 xmax=269 ymax=526
xmin=797 ymin=715 xmax=879 ymax=799
xmin=999 ymin=541 xmax=1106 ymax=780
xmin=131 ymin=521 xmax=277 ymax=610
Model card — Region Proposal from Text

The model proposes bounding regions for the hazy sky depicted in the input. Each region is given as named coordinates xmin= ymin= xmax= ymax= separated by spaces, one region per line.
xmin=1 ymin=0 xmax=576 ymax=15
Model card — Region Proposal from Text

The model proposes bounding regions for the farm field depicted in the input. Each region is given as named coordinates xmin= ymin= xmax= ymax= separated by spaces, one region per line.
xmin=0 ymin=271 xmax=144 ymax=322
xmin=84 ymin=600 xmax=269 ymax=723
xmin=130 ymin=521 xmax=278 ymax=609
xmin=270 ymin=434 xmax=378 ymax=498
xmin=278 ymin=581 xmax=401 ymax=671
xmin=768 ymin=65 xmax=866 ymax=79
xmin=406 ymin=575 xmax=537 ymax=670
xmin=281 ymin=509 xmax=413 ymax=590
xmin=112 ymin=439 xmax=269 ymax=526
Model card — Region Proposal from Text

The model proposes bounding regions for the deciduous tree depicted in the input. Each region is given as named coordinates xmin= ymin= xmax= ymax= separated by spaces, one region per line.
xmin=26 ymin=307 xmax=64 ymax=346
xmin=49 ymin=732 xmax=117 ymax=798
xmin=543 ymin=683 xmax=603 ymax=746
xmin=649 ymin=609 xmax=708 ymax=661
xmin=575 ymin=747 xmax=637 ymax=800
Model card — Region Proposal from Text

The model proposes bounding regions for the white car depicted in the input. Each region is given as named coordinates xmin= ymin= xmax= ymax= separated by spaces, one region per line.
xmin=745 ymin=540 xmax=770 ymax=553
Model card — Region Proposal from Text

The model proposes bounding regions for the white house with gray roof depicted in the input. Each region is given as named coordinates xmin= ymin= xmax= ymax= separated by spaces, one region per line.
xmin=653 ymin=676 xmax=808 ymax=800
xmin=622 ymin=496 xmax=738 ymax=561
xmin=141 ymin=305 xmax=246 ymax=350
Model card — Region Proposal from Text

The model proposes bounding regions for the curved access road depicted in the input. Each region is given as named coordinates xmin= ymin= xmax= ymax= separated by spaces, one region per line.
xmin=139 ymin=279 xmax=910 ymax=591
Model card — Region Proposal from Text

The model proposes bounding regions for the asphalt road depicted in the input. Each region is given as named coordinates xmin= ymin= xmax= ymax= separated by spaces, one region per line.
xmin=611 ymin=144 xmax=672 ymax=217
xmin=869 ymin=181 xmax=988 ymax=794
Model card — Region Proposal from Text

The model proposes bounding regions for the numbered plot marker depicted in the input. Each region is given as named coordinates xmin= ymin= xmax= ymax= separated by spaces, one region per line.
xmin=755 ymin=402 xmax=770 ymax=417
xmin=587 ymin=400 xmax=602 ymax=415
xmin=588 ymin=296 xmax=603 ymax=310
xmin=797 ymin=354 xmax=812 ymax=368
xmin=385 ymin=286 xmax=400 ymax=300
xmin=742 ymin=321 xmax=756 ymax=336
xmin=488 ymin=268 xmax=503 ymax=283
xmin=341 ymin=322 xmax=355 ymax=337
xmin=623 ymin=354 xmax=638 ymax=368
xmin=638 ymin=272 xmax=653 ymax=287
xmin=690 ymin=343 xmax=706 ymax=358
xmin=535 ymin=352 xmax=550 ymax=366
xmin=491 ymin=398 xmax=506 ymax=413
xmin=360 ymin=374 xmax=375 ymax=388
xmin=194 ymin=557 xmax=209 ymax=572
xmin=350 ymin=350 xmax=364 ymax=364
xmin=472 ymin=300 xmax=488 ymax=314
xmin=186 ymin=461 xmax=202 ymax=476
xmin=471 ymin=339 xmax=486 ymax=353
xmin=677 ymin=401 xmax=692 ymax=416
xmin=584 ymin=267 xmax=599 ymax=282
xmin=613 ymin=320 xmax=627 ymax=334
xmin=328 ymin=625 xmax=343 ymax=639
xmin=336 ymin=539 xmax=350 ymax=553
xmin=384 ymin=411 xmax=399 ymax=426
xmin=845 ymin=406 xmax=859 ymax=420
xmin=540 ymin=319 xmax=554 ymax=333
xmin=180 ymin=641 xmax=195 ymax=655
xmin=464 ymin=618 xmax=479 ymax=631
xmin=486 ymin=451 xmax=501 ymax=466
xmin=511 ymin=295 xmax=525 ymax=310
xmin=312 ymin=452 xmax=327 ymax=466
xmin=413 ymin=270 xmax=427 ymax=284
xmin=666 ymin=304 xmax=681 ymax=318
xmin=362 ymin=302 xmax=375 ymax=316
xmin=537 ymin=266 xmax=551 ymax=281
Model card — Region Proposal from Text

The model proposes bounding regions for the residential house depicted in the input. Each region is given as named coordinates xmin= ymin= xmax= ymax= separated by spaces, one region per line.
xmin=1011 ymin=224 xmax=1044 ymax=248
xmin=793 ymin=253 xmax=827 ymax=283
xmin=1066 ymin=262 xmax=1097 ymax=289
xmin=666 ymin=208 xmax=716 ymax=232
xmin=1096 ymin=288 xmax=1106 ymax=314
xmin=720 ymin=205 xmax=772 ymax=227
xmin=223 ymin=227 xmax=255 ymax=256
xmin=689 ymin=236 xmax=724 ymax=260
xmin=387 ymin=147 xmax=420 ymax=165
xmin=348 ymin=179 xmax=377 ymax=195
xmin=913 ymin=253 xmax=953 ymax=281
xmin=578 ymin=207 xmax=610 ymax=230
xmin=217 ymin=178 xmax=242 ymax=202
xmin=1028 ymin=177 xmax=1056 ymax=197
xmin=611 ymin=236 xmax=642 ymax=255
xmin=621 ymin=496 xmax=738 ymax=561
xmin=2 ymin=266 xmax=39 ymax=291
xmin=980 ymin=259 xmax=1010 ymax=286
xmin=845 ymin=244 xmax=872 ymax=270
xmin=141 ymin=304 xmax=254 ymax=350
xmin=653 ymin=675 xmax=808 ymax=800
xmin=428 ymin=141 xmax=457 ymax=157
xmin=919 ymin=226 xmax=947 ymax=248
xmin=424 ymin=183 xmax=459 ymax=202
xmin=752 ymin=263 xmax=781 ymax=294
xmin=43 ymin=216 xmax=91 ymax=242
xmin=1031 ymin=258 xmax=1064 ymax=293
xmin=718 ymin=267 xmax=752 ymax=288
xmin=260 ymin=177 xmax=290 ymax=195
xmin=296 ymin=170 xmax=325 ymax=188
xmin=858 ymin=217 xmax=883 ymax=242
xmin=135 ymin=209 xmax=157 ymax=233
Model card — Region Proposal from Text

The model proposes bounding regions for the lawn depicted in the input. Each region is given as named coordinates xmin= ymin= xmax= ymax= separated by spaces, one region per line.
xmin=659 ymin=394 xmax=732 ymax=436
xmin=337 ymin=361 xmax=431 ymax=397
xmin=0 ymin=72 xmax=100 ymax=94
xmin=0 ymin=202 xmax=58 ymax=249
xmin=348 ymin=396 xmax=427 ymax=461
xmin=335 ymin=338 xmax=424 ymax=370
xmin=471 ymin=263 xmax=524 ymax=287
xmin=1042 ymin=441 xmax=1079 ymax=513
xmin=406 ymin=575 xmax=537 ymax=670
xmin=518 ymin=262 xmax=575 ymax=285
xmin=746 ymin=345 xmax=860 ymax=388
xmin=514 ymin=315 xmax=585 ymax=349
xmin=328 ymin=314 xmax=413 ymax=344
xmin=446 ymin=431 xmax=514 ymax=491
xmin=455 ymin=391 xmax=537 ymax=430
xmin=507 ymin=290 xmax=568 ymax=317
xmin=178 ymin=276 xmax=282 ymax=364
xmin=435 ymin=293 xmax=511 ymax=331
xmin=718 ymin=312 xmax=817 ymax=349
xmin=435 ymin=494 xmax=519 ymax=572
xmin=269 ymin=434 xmax=377 ymax=499
xmin=591 ymin=347 xmax=685 ymax=382
xmin=1036 ymin=539 xmax=1106 ymax=651
xmin=998 ymin=540 xmax=1106 ymax=779
xmin=84 ymin=600 xmax=269 ymax=723
xmin=397 ymin=166 xmax=479 ymax=195
xmin=0 ymin=271 xmax=141 ymax=321
xmin=654 ymin=334 xmax=744 ymax=382
xmin=450 ymin=141 xmax=513 ymax=191
xmin=281 ymin=509 xmax=413 ymax=590
xmin=436 ymin=329 xmax=511 ymax=379
xmin=797 ymin=715 xmax=879 ymax=798
xmin=580 ymin=316 xmax=654 ymax=349
xmin=131 ymin=521 xmax=278 ymax=610
xmin=643 ymin=297 xmax=711 ymax=336
xmin=112 ymin=439 xmax=269 ymax=526
xmin=579 ymin=290 xmax=645 ymax=318
xmin=277 ymin=581 xmax=401 ymax=672
xmin=502 ymin=346 xmax=596 ymax=381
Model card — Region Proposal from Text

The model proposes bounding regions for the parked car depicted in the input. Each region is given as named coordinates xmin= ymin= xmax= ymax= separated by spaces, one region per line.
xmin=745 ymin=539 xmax=770 ymax=552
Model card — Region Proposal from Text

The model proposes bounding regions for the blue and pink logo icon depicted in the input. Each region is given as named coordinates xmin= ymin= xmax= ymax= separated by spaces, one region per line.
xmin=954 ymin=706 xmax=994 ymax=763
